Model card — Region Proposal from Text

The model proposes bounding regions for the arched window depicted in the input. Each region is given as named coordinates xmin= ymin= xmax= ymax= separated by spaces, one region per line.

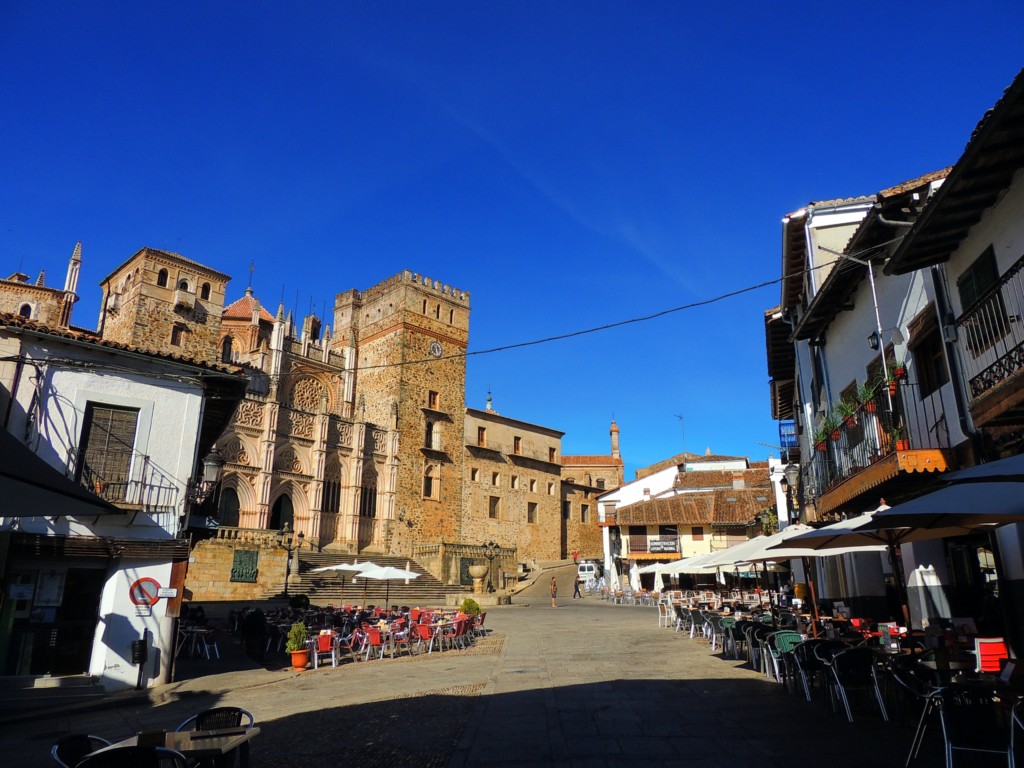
xmin=270 ymin=493 xmax=294 ymax=531
xmin=218 ymin=487 xmax=240 ymax=527
xmin=449 ymin=309 xmax=454 ymax=324
xmin=359 ymin=484 xmax=377 ymax=518
xmin=157 ymin=269 xmax=168 ymax=287
xmin=200 ymin=282 xmax=211 ymax=300
xmin=221 ymin=336 xmax=233 ymax=363
xmin=177 ymin=279 xmax=189 ymax=292
xmin=18 ymin=303 xmax=32 ymax=318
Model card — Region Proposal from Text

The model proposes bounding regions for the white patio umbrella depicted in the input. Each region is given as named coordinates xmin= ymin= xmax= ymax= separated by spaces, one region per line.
xmin=355 ymin=565 xmax=419 ymax=607
xmin=628 ymin=561 xmax=641 ymax=591
xmin=311 ymin=561 xmax=378 ymax=605
xmin=658 ymin=551 xmax=720 ymax=576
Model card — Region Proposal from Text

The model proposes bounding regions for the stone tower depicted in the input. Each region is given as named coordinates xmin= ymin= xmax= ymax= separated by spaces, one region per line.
xmin=333 ymin=271 xmax=470 ymax=553
xmin=97 ymin=248 xmax=230 ymax=363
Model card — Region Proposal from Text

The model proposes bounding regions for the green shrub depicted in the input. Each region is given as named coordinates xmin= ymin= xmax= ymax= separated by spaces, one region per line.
xmin=459 ymin=597 xmax=482 ymax=615
xmin=285 ymin=622 xmax=308 ymax=653
xmin=289 ymin=593 xmax=310 ymax=610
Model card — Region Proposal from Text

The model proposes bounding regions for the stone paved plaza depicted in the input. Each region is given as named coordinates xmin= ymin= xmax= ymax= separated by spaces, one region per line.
xmin=0 ymin=566 xmax=940 ymax=767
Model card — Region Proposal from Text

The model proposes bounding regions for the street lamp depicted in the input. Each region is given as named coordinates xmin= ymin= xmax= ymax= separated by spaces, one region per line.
xmin=482 ymin=540 xmax=499 ymax=593
xmin=277 ymin=522 xmax=305 ymax=598
xmin=779 ymin=462 xmax=801 ymax=523
xmin=181 ymin=448 xmax=225 ymax=533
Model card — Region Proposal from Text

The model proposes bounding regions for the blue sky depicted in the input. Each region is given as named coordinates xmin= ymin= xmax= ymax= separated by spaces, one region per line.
xmin=3 ymin=2 xmax=1023 ymax=478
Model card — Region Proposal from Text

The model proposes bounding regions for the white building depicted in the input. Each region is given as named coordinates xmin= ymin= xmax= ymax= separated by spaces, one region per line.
xmin=0 ymin=311 xmax=246 ymax=690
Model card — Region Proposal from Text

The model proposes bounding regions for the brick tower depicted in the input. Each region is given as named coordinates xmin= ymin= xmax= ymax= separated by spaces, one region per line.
xmin=333 ymin=271 xmax=470 ymax=553
xmin=97 ymin=247 xmax=230 ymax=363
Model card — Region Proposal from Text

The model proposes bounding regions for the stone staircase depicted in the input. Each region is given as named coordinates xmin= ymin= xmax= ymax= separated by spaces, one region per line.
xmin=268 ymin=551 xmax=471 ymax=606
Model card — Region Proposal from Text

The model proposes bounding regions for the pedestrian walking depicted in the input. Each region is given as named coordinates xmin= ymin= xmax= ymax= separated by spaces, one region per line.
xmin=572 ymin=576 xmax=582 ymax=599
xmin=550 ymin=576 xmax=558 ymax=607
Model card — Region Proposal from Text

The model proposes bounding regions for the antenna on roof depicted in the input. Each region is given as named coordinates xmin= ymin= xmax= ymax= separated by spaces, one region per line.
xmin=674 ymin=414 xmax=685 ymax=454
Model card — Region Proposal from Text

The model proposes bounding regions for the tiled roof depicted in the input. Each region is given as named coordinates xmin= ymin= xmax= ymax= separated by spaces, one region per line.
xmin=561 ymin=455 xmax=623 ymax=466
xmin=224 ymin=291 xmax=275 ymax=322
xmin=683 ymin=454 xmax=746 ymax=463
xmin=614 ymin=486 xmax=770 ymax=527
xmin=711 ymin=488 xmax=772 ymax=526
xmin=878 ymin=167 xmax=952 ymax=199
xmin=634 ymin=452 xmax=699 ymax=480
xmin=616 ymin=494 xmax=714 ymax=526
xmin=673 ymin=468 xmax=770 ymax=490
xmin=0 ymin=312 xmax=245 ymax=375
xmin=100 ymin=247 xmax=232 ymax=284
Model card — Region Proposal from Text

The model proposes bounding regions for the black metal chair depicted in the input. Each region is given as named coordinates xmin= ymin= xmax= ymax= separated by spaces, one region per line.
xmin=827 ymin=646 xmax=889 ymax=723
xmin=936 ymin=684 xmax=1014 ymax=767
xmin=75 ymin=746 xmax=189 ymax=768
xmin=51 ymin=734 xmax=112 ymax=768
xmin=175 ymin=707 xmax=254 ymax=767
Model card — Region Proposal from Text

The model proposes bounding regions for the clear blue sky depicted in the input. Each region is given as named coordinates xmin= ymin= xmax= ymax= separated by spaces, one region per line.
xmin=3 ymin=3 xmax=1022 ymax=479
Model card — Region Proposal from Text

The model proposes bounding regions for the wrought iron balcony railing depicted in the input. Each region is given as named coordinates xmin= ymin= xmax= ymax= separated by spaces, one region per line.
xmin=806 ymin=380 xmax=950 ymax=500
xmin=73 ymin=450 xmax=180 ymax=513
xmin=955 ymin=253 xmax=1024 ymax=400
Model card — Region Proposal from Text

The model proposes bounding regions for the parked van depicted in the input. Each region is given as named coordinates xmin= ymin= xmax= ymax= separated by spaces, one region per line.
xmin=577 ymin=562 xmax=597 ymax=581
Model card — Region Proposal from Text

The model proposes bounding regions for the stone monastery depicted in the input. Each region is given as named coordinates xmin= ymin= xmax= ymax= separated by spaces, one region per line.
xmin=2 ymin=244 xmax=623 ymax=584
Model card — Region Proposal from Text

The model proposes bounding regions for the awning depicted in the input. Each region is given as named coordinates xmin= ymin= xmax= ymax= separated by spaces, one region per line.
xmin=0 ymin=430 xmax=121 ymax=517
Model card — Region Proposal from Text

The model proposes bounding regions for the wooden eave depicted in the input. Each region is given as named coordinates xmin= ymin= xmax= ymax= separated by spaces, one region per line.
xmin=885 ymin=70 xmax=1024 ymax=276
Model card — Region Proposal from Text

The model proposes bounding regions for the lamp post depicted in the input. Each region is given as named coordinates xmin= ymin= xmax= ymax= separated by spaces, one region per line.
xmin=277 ymin=523 xmax=305 ymax=598
xmin=181 ymin=448 xmax=226 ymax=534
xmin=778 ymin=462 xmax=801 ymax=524
xmin=482 ymin=540 xmax=499 ymax=593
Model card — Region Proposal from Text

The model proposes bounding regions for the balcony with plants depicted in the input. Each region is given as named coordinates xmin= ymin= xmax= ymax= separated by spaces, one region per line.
xmin=804 ymin=368 xmax=953 ymax=518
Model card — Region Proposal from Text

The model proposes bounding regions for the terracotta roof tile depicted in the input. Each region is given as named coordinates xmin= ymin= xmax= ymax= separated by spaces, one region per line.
xmin=711 ymin=488 xmax=772 ymax=526
xmin=224 ymin=291 xmax=275 ymax=322
xmin=0 ymin=312 xmax=245 ymax=376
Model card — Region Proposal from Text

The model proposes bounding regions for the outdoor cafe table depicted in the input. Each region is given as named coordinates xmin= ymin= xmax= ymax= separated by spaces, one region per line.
xmin=89 ymin=727 xmax=260 ymax=767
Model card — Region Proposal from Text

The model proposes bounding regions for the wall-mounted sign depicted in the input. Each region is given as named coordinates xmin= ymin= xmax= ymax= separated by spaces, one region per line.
xmin=129 ymin=577 xmax=161 ymax=606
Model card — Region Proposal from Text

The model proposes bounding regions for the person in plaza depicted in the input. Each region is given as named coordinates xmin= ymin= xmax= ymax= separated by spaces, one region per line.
xmin=550 ymin=576 xmax=558 ymax=607
xmin=573 ymin=575 xmax=582 ymax=599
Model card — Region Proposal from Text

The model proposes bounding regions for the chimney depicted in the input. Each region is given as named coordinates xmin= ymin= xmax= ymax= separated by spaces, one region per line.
xmin=732 ymin=472 xmax=745 ymax=490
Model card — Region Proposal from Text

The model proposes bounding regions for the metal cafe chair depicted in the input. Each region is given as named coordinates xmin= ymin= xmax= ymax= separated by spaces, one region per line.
xmin=51 ymin=734 xmax=112 ymax=768
xmin=75 ymin=746 xmax=189 ymax=768
xmin=176 ymin=707 xmax=255 ymax=768
xmin=936 ymin=684 xmax=1014 ymax=767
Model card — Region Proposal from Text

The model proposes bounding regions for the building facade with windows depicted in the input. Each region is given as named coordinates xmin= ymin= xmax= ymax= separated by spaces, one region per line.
xmin=764 ymin=68 xmax=1024 ymax=646
xmin=598 ymin=451 xmax=770 ymax=588
xmin=461 ymin=400 xmax=565 ymax=565
xmin=0 ymin=310 xmax=246 ymax=690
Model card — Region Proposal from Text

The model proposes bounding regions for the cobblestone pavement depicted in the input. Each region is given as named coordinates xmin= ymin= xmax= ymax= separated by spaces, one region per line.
xmin=1 ymin=567 xmax=941 ymax=767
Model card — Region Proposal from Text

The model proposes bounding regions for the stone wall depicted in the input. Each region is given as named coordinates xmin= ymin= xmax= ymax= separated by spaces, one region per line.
xmin=184 ymin=528 xmax=287 ymax=602
xmin=562 ymin=484 xmax=605 ymax=559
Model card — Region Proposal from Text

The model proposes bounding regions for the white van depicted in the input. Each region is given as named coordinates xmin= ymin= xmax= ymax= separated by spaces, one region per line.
xmin=577 ymin=562 xmax=597 ymax=581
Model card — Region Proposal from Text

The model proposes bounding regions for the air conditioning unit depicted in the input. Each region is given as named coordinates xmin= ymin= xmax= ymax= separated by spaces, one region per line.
xmin=942 ymin=324 xmax=958 ymax=344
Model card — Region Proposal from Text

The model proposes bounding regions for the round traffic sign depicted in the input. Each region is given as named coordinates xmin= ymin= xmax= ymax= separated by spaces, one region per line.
xmin=129 ymin=577 xmax=161 ymax=606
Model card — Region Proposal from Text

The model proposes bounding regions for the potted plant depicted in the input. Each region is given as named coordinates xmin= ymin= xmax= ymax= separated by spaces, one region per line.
xmin=857 ymin=380 xmax=878 ymax=413
xmin=811 ymin=426 xmax=828 ymax=452
xmin=823 ymin=413 xmax=842 ymax=442
xmin=459 ymin=597 xmax=482 ymax=616
xmin=888 ymin=425 xmax=909 ymax=452
xmin=835 ymin=399 xmax=859 ymax=428
xmin=891 ymin=359 xmax=907 ymax=380
xmin=878 ymin=368 xmax=899 ymax=397
xmin=285 ymin=622 xmax=310 ymax=671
